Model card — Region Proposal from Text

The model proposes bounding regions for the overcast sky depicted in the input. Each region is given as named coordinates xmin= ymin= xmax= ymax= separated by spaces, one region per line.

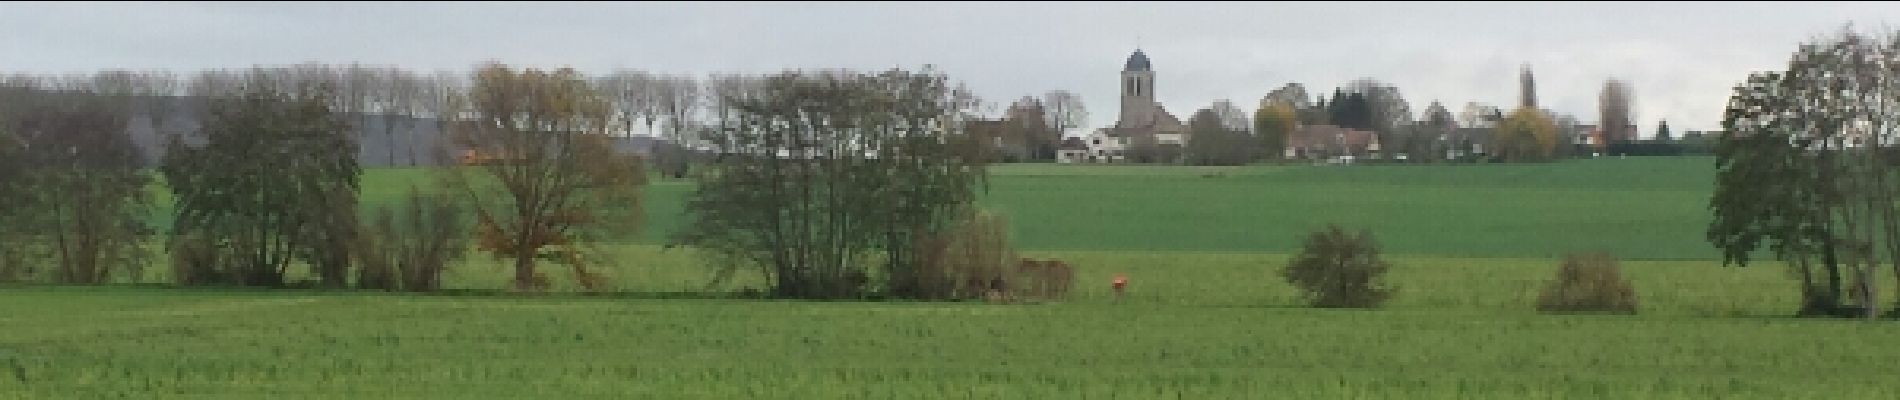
xmin=6 ymin=1 xmax=1900 ymax=134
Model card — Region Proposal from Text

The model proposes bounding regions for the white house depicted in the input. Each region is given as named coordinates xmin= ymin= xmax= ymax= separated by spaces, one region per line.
xmin=1058 ymin=129 xmax=1130 ymax=163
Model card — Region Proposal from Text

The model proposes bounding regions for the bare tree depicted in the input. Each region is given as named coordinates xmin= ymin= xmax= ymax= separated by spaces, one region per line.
xmin=1041 ymin=90 xmax=1088 ymax=136
xmin=86 ymin=70 xmax=140 ymax=96
xmin=337 ymin=64 xmax=381 ymax=164
xmin=420 ymin=71 xmax=467 ymax=165
xmin=132 ymin=71 xmax=179 ymax=149
xmin=596 ymin=69 xmax=657 ymax=138
xmin=654 ymin=75 xmax=702 ymax=178
xmin=1209 ymin=99 xmax=1250 ymax=133
xmin=1459 ymin=102 xmax=1501 ymax=128
xmin=445 ymin=62 xmax=647 ymax=292
xmin=382 ymin=67 xmax=423 ymax=166
xmin=1263 ymin=82 xmax=1311 ymax=111
xmin=186 ymin=69 xmax=244 ymax=99
xmin=1599 ymin=79 xmax=1635 ymax=144
xmin=704 ymin=73 xmax=762 ymax=124
xmin=658 ymin=75 xmax=702 ymax=142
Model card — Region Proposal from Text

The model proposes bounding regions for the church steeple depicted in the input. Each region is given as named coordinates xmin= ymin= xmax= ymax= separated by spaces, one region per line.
xmin=1124 ymin=49 xmax=1152 ymax=72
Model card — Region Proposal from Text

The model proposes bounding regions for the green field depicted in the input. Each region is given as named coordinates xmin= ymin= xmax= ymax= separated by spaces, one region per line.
xmin=979 ymin=157 xmax=1717 ymax=259
xmin=149 ymin=156 xmax=1722 ymax=259
xmin=12 ymin=156 xmax=1900 ymax=399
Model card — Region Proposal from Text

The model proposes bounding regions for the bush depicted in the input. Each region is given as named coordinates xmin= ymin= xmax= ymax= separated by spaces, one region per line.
xmin=904 ymin=208 xmax=1020 ymax=301
xmin=168 ymin=232 xmax=229 ymax=286
xmin=354 ymin=187 xmax=469 ymax=292
xmin=1014 ymin=258 xmax=1074 ymax=302
xmin=1535 ymin=252 xmax=1639 ymax=314
xmin=1282 ymin=225 xmax=1396 ymax=308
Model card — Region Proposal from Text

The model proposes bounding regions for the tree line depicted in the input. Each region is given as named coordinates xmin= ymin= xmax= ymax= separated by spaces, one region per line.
xmin=1127 ymin=74 xmax=1710 ymax=166
xmin=0 ymin=63 xmax=1038 ymax=301
xmin=2 ymin=65 xmax=1708 ymax=171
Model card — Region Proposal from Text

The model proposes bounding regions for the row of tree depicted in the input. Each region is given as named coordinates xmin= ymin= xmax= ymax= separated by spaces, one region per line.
xmin=0 ymin=66 xmax=770 ymax=176
xmin=2 ymin=63 xmax=1010 ymax=301
xmin=6 ymin=64 xmax=1681 ymax=169
xmin=1 ymin=63 xmax=650 ymax=292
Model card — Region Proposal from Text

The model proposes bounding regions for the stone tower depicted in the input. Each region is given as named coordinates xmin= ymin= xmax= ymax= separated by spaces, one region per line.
xmin=1519 ymin=64 xmax=1537 ymax=109
xmin=1118 ymin=49 xmax=1155 ymax=128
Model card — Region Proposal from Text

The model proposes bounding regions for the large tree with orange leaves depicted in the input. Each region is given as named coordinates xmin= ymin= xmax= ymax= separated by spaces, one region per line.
xmin=444 ymin=62 xmax=647 ymax=292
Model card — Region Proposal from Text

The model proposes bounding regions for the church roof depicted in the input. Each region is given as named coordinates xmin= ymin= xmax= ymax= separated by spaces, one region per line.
xmin=1124 ymin=49 xmax=1151 ymax=72
xmin=1152 ymin=103 xmax=1180 ymax=127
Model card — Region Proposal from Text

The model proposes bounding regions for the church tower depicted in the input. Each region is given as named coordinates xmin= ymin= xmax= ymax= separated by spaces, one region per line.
xmin=1118 ymin=49 xmax=1155 ymax=128
xmin=1519 ymin=64 xmax=1537 ymax=109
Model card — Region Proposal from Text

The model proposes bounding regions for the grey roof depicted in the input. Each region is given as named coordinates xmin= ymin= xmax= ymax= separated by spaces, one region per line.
xmin=121 ymin=96 xmax=458 ymax=167
xmin=1124 ymin=49 xmax=1151 ymax=72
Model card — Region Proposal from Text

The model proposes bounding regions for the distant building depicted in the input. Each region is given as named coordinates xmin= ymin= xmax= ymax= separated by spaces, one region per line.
xmin=1285 ymin=124 xmax=1380 ymax=161
xmin=1059 ymin=130 xmax=1128 ymax=163
xmin=1448 ymin=127 xmax=1492 ymax=160
xmin=1062 ymin=49 xmax=1188 ymax=164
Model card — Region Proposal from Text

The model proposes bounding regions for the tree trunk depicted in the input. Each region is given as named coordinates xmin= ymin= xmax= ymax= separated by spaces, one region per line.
xmin=385 ymin=119 xmax=398 ymax=167
xmin=320 ymin=248 xmax=348 ymax=289
xmin=1796 ymin=257 xmax=1826 ymax=314
xmin=1824 ymin=208 xmax=1844 ymax=306
xmin=1862 ymin=266 xmax=1878 ymax=319
xmin=513 ymin=247 xmax=537 ymax=292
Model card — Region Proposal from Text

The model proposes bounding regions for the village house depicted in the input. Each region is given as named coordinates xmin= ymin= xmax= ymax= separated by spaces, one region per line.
xmin=1058 ymin=130 xmax=1129 ymax=163
xmin=1284 ymin=124 xmax=1380 ymax=162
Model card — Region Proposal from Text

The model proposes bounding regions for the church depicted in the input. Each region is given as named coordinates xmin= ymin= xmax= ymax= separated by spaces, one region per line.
xmin=1058 ymin=49 xmax=1188 ymax=163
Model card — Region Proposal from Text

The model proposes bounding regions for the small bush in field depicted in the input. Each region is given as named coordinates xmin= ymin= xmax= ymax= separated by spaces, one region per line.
xmin=1282 ymin=225 xmax=1396 ymax=308
xmin=904 ymin=207 xmax=1019 ymax=301
xmin=1536 ymin=252 xmax=1638 ymax=314
xmin=1013 ymin=258 xmax=1074 ymax=302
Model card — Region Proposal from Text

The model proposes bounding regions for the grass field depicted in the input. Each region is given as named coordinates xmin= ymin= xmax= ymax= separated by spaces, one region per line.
xmin=4 ymin=254 xmax=1894 ymax=399
xmin=13 ymin=156 xmax=1900 ymax=398
xmin=980 ymin=157 xmax=1717 ymax=260
xmin=146 ymin=156 xmax=1721 ymax=260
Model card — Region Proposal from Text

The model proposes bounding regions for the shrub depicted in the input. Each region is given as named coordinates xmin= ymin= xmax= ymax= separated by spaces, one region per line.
xmin=354 ymin=187 xmax=469 ymax=292
xmin=1014 ymin=259 xmax=1074 ymax=302
xmin=904 ymin=208 xmax=1020 ymax=301
xmin=1536 ymin=252 xmax=1638 ymax=314
xmin=168 ymin=232 xmax=228 ymax=286
xmin=1282 ymin=225 xmax=1396 ymax=308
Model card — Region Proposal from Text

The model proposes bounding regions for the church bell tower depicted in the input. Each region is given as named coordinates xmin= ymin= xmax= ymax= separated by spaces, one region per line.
xmin=1118 ymin=49 xmax=1155 ymax=128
